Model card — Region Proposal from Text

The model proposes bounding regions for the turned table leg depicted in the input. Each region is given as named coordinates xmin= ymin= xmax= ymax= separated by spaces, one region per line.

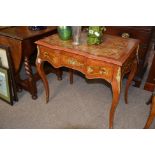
xmin=144 ymin=96 xmax=155 ymax=129
xmin=24 ymin=56 xmax=37 ymax=99
xmin=109 ymin=67 xmax=121 ymax=129
xmin=36 ymin=59 xmax=49 ymax=103
xmin=125 ymin=59 xmax=138 ymax=104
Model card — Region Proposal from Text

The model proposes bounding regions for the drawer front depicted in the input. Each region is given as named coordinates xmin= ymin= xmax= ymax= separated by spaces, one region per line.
xmin=61 ymin=52 xmax=85 ymax=72
xmin=38 ymin=46 xmax=60 ymax=66
xmin=86 ymin=59 xmax=114 ymax=82
xmin=105 ymin=27 xmax=152 ymax=44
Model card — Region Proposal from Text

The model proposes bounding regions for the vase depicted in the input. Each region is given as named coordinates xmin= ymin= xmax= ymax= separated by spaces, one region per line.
xmin=72 ymin=26 xmax=82 ymax=45
xmin=57 ymin=26 xmax=72 ymax=41
xmin=87 ymin=26 xmax=105 ymax=45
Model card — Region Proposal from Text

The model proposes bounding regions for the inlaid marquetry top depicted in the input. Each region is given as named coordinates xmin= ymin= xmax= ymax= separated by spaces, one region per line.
xmin=36 ymin=32 xmax=139 ymax=66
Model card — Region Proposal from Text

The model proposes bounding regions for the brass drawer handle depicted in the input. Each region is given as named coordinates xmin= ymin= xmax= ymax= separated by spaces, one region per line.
xmin=68 ymin=59 xmax=76 ymax=65
xmin=44 ymin=52 xmax=49 ymax=57
xmin=99 ymin=67 xmax=106 ymax=75
xmin=99 ymin=67 xmax=108 ymax=75
xmin=87 ymin=66 xmax=94 ymax=73
xmin=121 ymin=32 xmax=130 ymax=38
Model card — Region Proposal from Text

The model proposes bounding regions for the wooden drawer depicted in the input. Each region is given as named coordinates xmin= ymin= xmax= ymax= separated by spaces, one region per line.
xmin=86 ymin=59 xmax=114 ymax=82
xmin=61 ymin=52 xmax=85 ymax=73
xmin=38 ymin=45 xmax=60 ymax=66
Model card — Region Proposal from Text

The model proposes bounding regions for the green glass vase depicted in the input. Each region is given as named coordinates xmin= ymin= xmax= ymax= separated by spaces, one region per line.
xmin=57 ymin=26 xmax=72 ymax=41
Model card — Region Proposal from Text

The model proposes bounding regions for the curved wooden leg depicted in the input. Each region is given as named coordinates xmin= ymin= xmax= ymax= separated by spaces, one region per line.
xmin=24 ymin=56 xmax=37 ymax=99
xmin=144 ymin=96 xmax=155 ymax=129
xmin=125 ymin=59 xmax=138 ymax=104
xmin=109 ymin=67 xmax=121 ymax=129
xmin=36 ymin=59 xmax=49 ymax=103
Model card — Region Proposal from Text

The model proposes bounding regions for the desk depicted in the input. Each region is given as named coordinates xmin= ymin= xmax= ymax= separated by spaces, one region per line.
xmin=0 ymin=26 xmax=61 ymax=99
xmin=35 ymin=32 xmax=139 ymax=128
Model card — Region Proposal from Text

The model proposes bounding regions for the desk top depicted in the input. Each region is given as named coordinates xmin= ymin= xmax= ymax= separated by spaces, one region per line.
xmin=0 ymin=26 xmax=57 ymax=40
xmin=36 ymin=32 xmax=139 ymax=66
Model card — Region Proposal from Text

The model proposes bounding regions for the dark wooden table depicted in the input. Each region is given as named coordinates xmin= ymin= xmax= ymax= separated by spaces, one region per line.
xmin=0 ymin=26 xmax=61 ymax=99
xmin=35 ymin=32 xmax=139 ymax=128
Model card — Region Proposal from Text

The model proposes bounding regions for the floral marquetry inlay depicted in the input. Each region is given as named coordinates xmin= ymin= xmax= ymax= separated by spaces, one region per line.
xmin=67 ymin=58 xmax=84 ymax=67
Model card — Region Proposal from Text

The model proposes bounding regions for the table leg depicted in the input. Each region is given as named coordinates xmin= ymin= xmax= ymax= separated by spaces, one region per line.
xmin=69 ymin=69 xmax=73 ymax=84
xmin=36 ymin=59 xmax=49 ymax=103
xmin=15 ymin=74 xmax=22 ymax=92
xmin=144 ymin=96 xmax=155 ymax=128
xmin=24 ymin=56 xmax=37 ymax=99
xmin=56 ymin=68 xmax=63 ymax=81
xmin=109 ymin=67 xmax=121 ymax=129
xmin=125 ymin=59 xmax=138 ymax=104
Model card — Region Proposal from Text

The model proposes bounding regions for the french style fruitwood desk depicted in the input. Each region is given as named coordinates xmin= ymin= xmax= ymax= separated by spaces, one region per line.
xmin=35 ymin=33 xmax=139 ymax=128
xmin=0 ymin=26 xmax=61 ymax=99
